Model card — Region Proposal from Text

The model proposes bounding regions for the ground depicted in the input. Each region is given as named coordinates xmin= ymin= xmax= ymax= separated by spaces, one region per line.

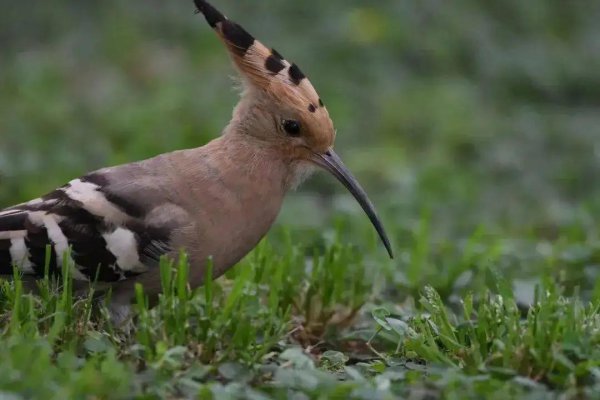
xmin=1 ymin=1 xmax=600 ymax=399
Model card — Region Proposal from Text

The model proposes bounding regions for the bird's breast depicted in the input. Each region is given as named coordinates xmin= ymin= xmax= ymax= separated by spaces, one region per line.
xmin=166 ymin=143 xmax=289 ymax=285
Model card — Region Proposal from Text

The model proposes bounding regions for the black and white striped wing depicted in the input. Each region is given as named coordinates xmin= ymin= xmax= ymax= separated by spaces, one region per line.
xmin=0 ymin=173 xmax=173 ymax=282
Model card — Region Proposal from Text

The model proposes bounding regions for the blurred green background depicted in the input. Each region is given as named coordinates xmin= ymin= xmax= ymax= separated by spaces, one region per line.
xmin=1 ymin=0 xmax=599 ymax=273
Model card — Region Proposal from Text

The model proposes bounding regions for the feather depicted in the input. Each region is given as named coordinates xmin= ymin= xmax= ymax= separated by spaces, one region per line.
xmin=0 ymin=167 xmax=174 ymax=282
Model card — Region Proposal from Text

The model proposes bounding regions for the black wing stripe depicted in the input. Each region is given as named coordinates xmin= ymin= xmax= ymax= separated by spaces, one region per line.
xmin=0 ymin=240 xmax=13 ymax=274
xmin=0 ymin=212 xmax=28 ymax=232
xmin=101 ymin=192 xmax=146 ymax=219
xmin=25 ymin=225 xmax=59 ymax=276
xmin=130 ymin=224 xmax=172 ymax=266
xmin=59 ymin=223 xmax=122 ymax=282
xmin=54 ymin=203 xmax=125 ymax=282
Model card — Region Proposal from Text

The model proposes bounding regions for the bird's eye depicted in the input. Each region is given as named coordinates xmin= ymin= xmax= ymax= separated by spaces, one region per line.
xmin=282 ymin=119 xmax=301 ymax=136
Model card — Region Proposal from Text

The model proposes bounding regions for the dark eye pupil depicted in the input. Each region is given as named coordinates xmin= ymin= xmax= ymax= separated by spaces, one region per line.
xmin=283 ymin=119 xmax=301 ymax=135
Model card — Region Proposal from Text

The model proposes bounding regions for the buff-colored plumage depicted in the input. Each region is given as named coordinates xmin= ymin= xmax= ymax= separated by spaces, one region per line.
xmin=0 ymin=0 xmax=392 ymax=323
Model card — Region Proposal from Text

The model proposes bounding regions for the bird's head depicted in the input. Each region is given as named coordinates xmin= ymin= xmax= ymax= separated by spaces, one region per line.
xmin=194 ymin=0 xmax=393 ymax=259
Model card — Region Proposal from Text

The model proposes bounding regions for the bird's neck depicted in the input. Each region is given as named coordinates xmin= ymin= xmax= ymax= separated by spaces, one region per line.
xmin=214 ymin=132 xmax=292 ymax=189
xmin=169 ymin=132 xmax=294 ymax=207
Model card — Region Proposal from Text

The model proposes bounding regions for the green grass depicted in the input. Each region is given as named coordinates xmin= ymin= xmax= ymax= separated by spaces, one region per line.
xmin=1 ymin=0 xmax=600 ymax=398
xmin=0 ymin=221 xmax=599 ymax=399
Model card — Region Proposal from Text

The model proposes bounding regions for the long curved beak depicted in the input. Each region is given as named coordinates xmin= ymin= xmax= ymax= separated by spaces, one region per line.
xmin=310 ymin=149 xmax=394 ymax=259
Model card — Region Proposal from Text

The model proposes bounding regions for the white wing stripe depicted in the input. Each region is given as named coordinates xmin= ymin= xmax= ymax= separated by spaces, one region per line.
xmin=42 ymin=214 xmax=89 ymax=281
xmin=0 ymin=231 xmax=27 ymax=240
xmin=10 ymin=237 xmax=34 ymax=274
xmin=103 ymin=228 xmax=146 ymax=272
xmin=64 ymin=179 xmax=130 ymax=224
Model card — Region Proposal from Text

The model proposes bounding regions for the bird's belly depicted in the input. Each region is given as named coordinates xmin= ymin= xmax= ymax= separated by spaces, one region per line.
xmin=174 ymin=198 xmax=284 ymax=288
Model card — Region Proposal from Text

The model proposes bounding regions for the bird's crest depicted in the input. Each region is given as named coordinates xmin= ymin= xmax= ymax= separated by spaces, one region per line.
xmin=194 ymin=0 xmax=328 ymax=124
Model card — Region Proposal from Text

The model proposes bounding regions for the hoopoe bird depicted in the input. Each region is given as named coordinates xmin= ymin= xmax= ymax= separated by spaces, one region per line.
xmin=0 ymin=0 xmax=393 ymax=319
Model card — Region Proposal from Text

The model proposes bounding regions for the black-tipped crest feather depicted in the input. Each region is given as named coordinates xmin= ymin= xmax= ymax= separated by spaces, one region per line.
xmin=265 ymin=55 xmax=285 ymax=75
xmin=194 ymin=0 xmax=226 ymax=27
xmin=221 ymin=20 xmax=255 ymax=55
xmin=288 ymin=64 xmax=306 ymax=85
xmin=194 ymin=0 xmax=255 ymax=56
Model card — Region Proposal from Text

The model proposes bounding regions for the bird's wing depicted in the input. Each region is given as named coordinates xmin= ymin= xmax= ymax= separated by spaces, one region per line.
xmin=0 ymin=164 xmax=186 ymax=283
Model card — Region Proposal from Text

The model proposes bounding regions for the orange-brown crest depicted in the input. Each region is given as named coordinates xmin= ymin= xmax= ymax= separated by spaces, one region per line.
xmin=194 ymin=1 xmax=394 ymax=259
xmin=194 ymin=0 xmax=335 ymax=151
